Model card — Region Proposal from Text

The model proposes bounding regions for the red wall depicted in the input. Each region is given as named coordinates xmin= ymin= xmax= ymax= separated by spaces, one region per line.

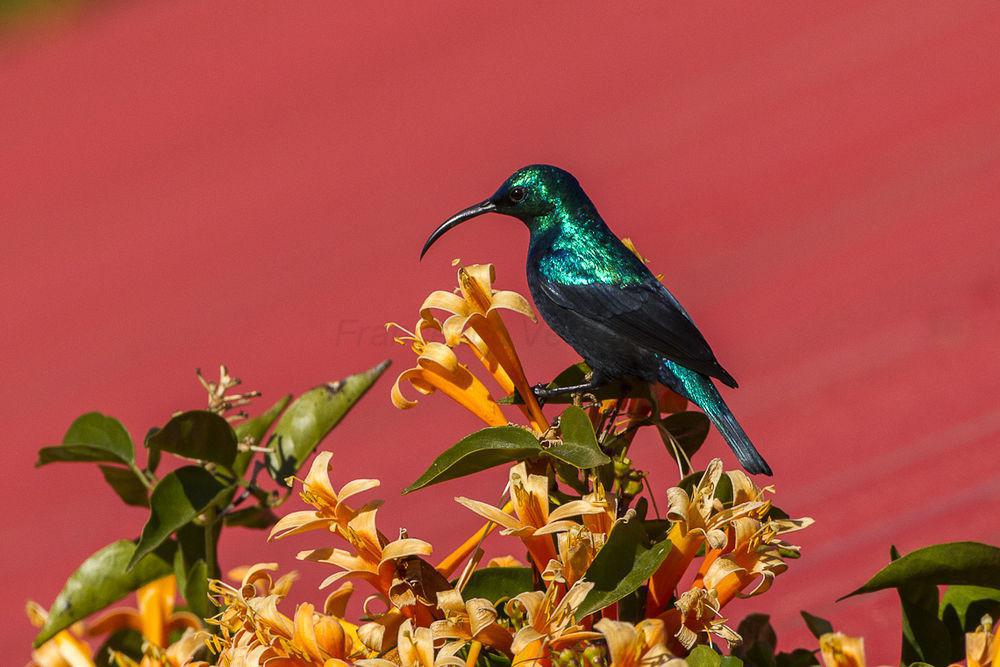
xmin=4 ymin=2 xmax=999 ymax=660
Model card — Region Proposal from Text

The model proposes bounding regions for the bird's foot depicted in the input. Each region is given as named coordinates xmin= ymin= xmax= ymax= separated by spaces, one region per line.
xmin=531 ymin=383 xmax=551 ymax=406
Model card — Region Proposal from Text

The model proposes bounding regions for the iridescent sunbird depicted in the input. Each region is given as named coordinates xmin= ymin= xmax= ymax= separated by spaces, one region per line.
xmin=420 ymin=165 xmax=771 ymax=475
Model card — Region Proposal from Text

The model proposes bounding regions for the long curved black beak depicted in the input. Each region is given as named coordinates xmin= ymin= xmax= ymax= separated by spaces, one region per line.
xmin=420 ymin=199 xmax=497 ymax=259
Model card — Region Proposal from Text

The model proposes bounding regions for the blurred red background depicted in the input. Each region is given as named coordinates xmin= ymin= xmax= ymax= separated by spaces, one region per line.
xmin=3 ymin=1 xmax=999 ymax=660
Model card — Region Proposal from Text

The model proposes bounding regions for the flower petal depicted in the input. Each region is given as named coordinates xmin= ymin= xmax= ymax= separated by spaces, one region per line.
xmin=455 ymin=497 xmax=523 ymax=531
xmin=380 ymin=538 xmax=434 ymax=565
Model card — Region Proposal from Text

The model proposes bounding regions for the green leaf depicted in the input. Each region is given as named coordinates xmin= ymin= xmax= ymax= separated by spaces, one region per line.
xmin=939 ymin=585 xmax=1000 ymax=660
xmin=617 ymin=586 xmax=647 ymax=624
xmin=34 ymin=539 xmax=176 ymax=647
xmin=687 ymin=646 xmax=742 ymax=667
xmin=733 ymin=613 xmax=777 ymax=662
xmin=94 ymin=629 xmax=144 ymax=667
xmin=940 ymin=584 xmax=1000 ymax=634
xmin=880 ymin=546 xmax=953 ymax=666
xmin=404 ymin=426 xmax=541 ymax=494
xmin=657 ymin=411 xmax=711 ymax=472
xmin=475 ymin=648 xmax=513 ymax=667
xmin=129 ymin=466 xmax=230 ymax=570
xmin=144 ymin=427 xmax=162 ymax=473
xmin=545 ymin=406 xmax=611 ymax=469
xmin=147 ymin=410 xmax=238 ymax=467
xmin=98 ymin=465 xmax=149 ymax=507
xmin=183 ymin=559 xmax=209 ymax=618
xmin=461 ymin=567 xmax=534 ymax=604
xmin=800 ymin=610 xmax=834 ymax=639
xmin=775 ymin=650 xmax=819 ymax=667
xmin=37 ymin=412 xmax=135 ymax=466
xmin=553 ymin=460 xmax=589 ymax=494
xmin=267 ymin=360 xmax=390 ymax=484
xmin=843 ymin=542 xmax=1000 ymax=599
xmin=576 ymin=517 xmax=672 ymax=619
xmin=223 ymin=505 xmax=279 ymax=529
xmin=232 ymin=394 xmax=291 ymax=475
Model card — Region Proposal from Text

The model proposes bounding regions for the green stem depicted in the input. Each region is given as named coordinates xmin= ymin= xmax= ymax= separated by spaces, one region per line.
xmin=130 ymin=462 xmax=154 ymax=490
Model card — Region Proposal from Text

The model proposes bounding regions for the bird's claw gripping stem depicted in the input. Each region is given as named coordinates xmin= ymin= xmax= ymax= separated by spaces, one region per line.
xmin=531 ymin=383 xmax=551 ymax=406
xmin=531 ymin=376 xmax=605 ymax=406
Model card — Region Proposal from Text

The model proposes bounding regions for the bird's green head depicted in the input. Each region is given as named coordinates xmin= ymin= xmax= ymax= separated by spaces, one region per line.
xmin=421 ymin=164 xmax=585 ymax=258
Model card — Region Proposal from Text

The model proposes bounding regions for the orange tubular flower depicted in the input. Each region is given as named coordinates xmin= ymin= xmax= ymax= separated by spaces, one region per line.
xmin=431 ymin=590 xmax=513 ymax=655
xmin=594 ymin=618 xmax=685 ymax=667
xmin=647 ymin=460 xmax=728 ymax=613
xmin=26 ymin=602 xmax=97 ymax=667
xmin=418 ymin=264 xmax=548 ymax=432
xmin=85 ymin=576 xmax=203 ymax=651
xmin=269 ymin=452 xmax=435 ymax=625
xmin=390 ymin=334 xmax=508 ymax=428
xmin=456 ymin=463 xmax=606 ymax=573
xmin=961 ymin=614 xmax=1000 ymax=667
xmin=648 ymin=462 xmax=811 ymax=651
xmin=28 ymin=579 xmax=206 ymax=667
xmin=209 ymin=563 xmax=361 ymax=666
xmin=505 ymin=582 xmax=599 ymax=666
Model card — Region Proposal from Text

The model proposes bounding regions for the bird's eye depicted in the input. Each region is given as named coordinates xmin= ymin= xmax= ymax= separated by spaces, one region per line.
xmin=508 ymin=186 xmax=526 ymax=204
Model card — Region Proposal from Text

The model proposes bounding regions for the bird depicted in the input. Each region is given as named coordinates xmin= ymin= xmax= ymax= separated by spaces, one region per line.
xmin=420 ymin=164 xmax=771 ymax=476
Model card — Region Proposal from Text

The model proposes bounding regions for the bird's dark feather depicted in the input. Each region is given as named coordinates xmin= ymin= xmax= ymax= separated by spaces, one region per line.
xmin=533 ymin=277 xmax=739 ymax=388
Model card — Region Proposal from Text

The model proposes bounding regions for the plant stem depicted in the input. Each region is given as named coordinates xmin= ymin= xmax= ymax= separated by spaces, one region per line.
xmin=130 ymin=461 xmax=154 ymax=490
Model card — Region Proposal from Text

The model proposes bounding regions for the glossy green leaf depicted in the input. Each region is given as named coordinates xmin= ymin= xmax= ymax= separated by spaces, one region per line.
xmin=144 ymin=427 xmax=162 ymax=473
xmin=878 ymin=546 xmax=951 ymax=666
xmin=147 ymin=410 xmax=238 ymax=467
xmin=576 ymin=517 xmax=672 ymax=619
xmin=184 ymin=559 xmax=210 ymax=618
xmin=546 ymin=406 xmax=611 ymax=469
xmin=939 ymin=584 xmax=1000 ymax=661
xmin=939 ymin=584 xmax=1000 ymax=633
xmin=223 ymin=505 xmax=279 ymax=529
xmin=267 ymin=360 xmax=390 ymax=484
xmin=37 ymin=412 xmax=135 ymax=466
xmin=404 ymin=426 xmax=541 ymax=494
xmin=232 ymin=394 xmax=291 ymax=475
xmin=34 ymin=539 xmax=176 ymax=647
xmin=129 ymin=466 xmax=230 ymax=570
xmin=98 ymin=465 xmax=149 ymax=507
xmin=800 ymin=610 xmax=834 ymax=639
xmin=461 ymin=567 xmax=534 ymax=604
xmin=843 ymin=542 xmax=1000 ymax=599
xmin=173 ymin=521 xmax=215 ymax=598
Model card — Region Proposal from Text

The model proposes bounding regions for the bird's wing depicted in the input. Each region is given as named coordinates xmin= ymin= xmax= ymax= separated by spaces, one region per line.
xmin=535 ymin=277 xmax=739 ymax=387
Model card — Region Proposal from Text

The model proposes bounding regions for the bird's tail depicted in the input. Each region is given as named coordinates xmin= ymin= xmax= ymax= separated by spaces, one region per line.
xmin=659 ymin=360 xmax=772 ymax=476
xmin=702 ymin=395 xmax=772 ymax=476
